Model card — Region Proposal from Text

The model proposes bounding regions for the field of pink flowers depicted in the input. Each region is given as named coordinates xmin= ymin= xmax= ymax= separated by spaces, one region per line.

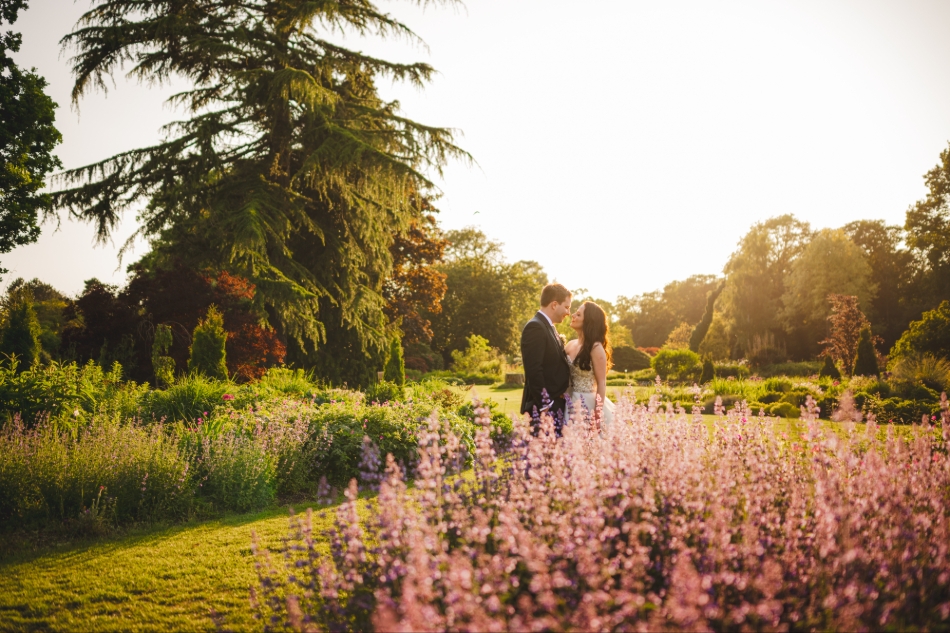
xmin=252 ymin=394 xmax=950 ymax=632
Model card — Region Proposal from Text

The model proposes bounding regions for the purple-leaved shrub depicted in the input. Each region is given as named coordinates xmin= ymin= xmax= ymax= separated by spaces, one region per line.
xmin=252 ymin=393 xmax=950 ymax=631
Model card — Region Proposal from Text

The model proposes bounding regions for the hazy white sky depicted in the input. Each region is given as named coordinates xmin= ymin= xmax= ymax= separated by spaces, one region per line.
xmin=6 ymin=0 xmax=950 ymax=301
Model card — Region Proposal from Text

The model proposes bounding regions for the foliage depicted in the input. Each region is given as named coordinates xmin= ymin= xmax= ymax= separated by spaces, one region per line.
xmin=3 ymin=278 xmax=67 ymax=362
xmin=699 ymin=357 xmax=714 ymax=384
xmin=383 ymin=337 xmax=405 ymax=387
xmin=428 ymin=228 xmax=547 ymax=361
xmin=891 ymin=300 xmax=950 ymax=361
xmin=0 ymin=288 xmax=40 ymax=371
xmin=0 ymin=0 xmax=62 ymax=273
xmin=820 ymin=294 xmax=873 ymax=375
xmin=615 ymin=275 xmax=719 ymax=348
xmin=54 ymin=0 xmax=466 ymax=368
xmin=383 ymin=209 xmax=448 ymax=344
xmin=256 ymin=402 xmax=950 ymax=631
xmin=698 ymin=313 xmax=731 ymax=360
xmin=759 ymin=360 xmax=822 ymax=377
xmin=651 ymin=348 xmax=700 ymax=381
xmin=188 ymin=307 xmax=228 ymax=381
xmin=0 ymin=359 xmax=147 ymax=426
xmin=713 ymin=362 xmax=750 ymax=379
xmin=145 ymin=373 xmax=231 ymax=423
xmin=720 ymin=215 xmax=811 ymax=355
xmin=365 ymin=381 xmax=404 ymax=405
xmin=747 ymin=331 xmax=786 ymax=368
xmin=0 ymin=415 xmax=192 ymax=528
xmin=403 ymin=341 xmax=444 ymax=374
xmin=853 ymin=327 xmax=880 ymax=377
xmin=888 ymin=353 xmax=950 ymax=393
xmin=781 ymin=229 xmax=877 ymax=358
xmin=662 ymin=321 xmax=692 ymax=350
xmin=62 ymin=267 xmax=285 ymax=383
xmin=449 ymin=334 xmax=502 ymax=378
xmin=843 ymin=219 xmax=921 ymax=349
xmin=610 ymin=345 xmax=651 ymax=372
xmin=819 ymin=355 xmax=842 ymax=380
xmin=151 ymin=324 xmax=175 ymax=388
xmin=194 ymin=433 xmax=276 ymax=513
xmin=688 ymin=282 xmax=724 ymax=352
xmin=905 ymin=143 xmax=950 ymax=300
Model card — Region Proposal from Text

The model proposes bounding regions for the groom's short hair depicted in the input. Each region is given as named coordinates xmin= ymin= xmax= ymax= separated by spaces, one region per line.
xmin=540 ymin=283 xmax=571 ymax=307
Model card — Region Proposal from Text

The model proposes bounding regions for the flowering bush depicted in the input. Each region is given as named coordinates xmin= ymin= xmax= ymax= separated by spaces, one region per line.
xmin=253 ymin=394 xmax=950 ymax=631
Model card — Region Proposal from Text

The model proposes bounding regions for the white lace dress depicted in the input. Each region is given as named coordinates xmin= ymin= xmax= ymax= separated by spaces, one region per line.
xmin=566 ymin=359 xmax=615 ymax=427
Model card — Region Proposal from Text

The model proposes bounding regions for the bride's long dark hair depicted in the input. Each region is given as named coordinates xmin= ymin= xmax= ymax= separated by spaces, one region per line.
xmin=575 ymin=301 xmax=613 ymax=371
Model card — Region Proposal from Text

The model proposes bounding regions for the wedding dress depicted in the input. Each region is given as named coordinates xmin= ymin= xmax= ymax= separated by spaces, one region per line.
xmin=566 ymin=357 xmax=615 ymax=427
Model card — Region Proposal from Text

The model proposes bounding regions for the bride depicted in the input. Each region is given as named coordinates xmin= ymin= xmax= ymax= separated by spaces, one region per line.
xmin=563 ymin=301 xmax=615 ymax=428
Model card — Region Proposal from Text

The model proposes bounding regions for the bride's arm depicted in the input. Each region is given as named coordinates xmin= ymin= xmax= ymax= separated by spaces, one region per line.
xmin=592 ymin=343 xmax=608 ymax=417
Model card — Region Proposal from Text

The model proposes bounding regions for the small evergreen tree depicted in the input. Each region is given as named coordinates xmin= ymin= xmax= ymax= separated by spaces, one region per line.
xmin=188 ymin=306 xmax=228 ymax=380
xmin=0 ymin=291 xmax=41 ymax=371
xmin=853 ymin=327 xmax=879 ymax=377
xmin=699 ymin=357 xmax=714 ymax=384
xmin=383 ymin=336 xmax=405 ymax=386
xmin=151 ymin=323 xmax=176 ymax=387
xmin=689 ymin=282 xmax=724 ymax=353
xmin=819 ymin=354 xmax=841 ymax=380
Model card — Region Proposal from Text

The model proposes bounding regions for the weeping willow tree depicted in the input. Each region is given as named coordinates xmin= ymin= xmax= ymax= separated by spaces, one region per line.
xmin=53 ymin=0 xmax=466 ymax=384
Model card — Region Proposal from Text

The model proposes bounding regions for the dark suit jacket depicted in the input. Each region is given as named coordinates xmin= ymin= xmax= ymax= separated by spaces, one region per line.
xmin=520 ymin=312 xmax=571 ymax=416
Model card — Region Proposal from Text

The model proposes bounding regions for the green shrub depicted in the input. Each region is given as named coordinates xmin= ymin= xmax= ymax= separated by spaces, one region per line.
xmin=630 ymin=368 xmax=657 ymax=382
xmin=307 ymin=400 xmax=476 ymax=487
xmin=365 ymin=380 xmax=404 ymax=404
xmin=651 ymin=349 xmax=700 ymax=381
xmin=0 ymin=416 xmax=193 ymax=529
xmin=611 ymin=345 xmax=651 ymax=372
xmin=405 ymin=368 xmax=423 ymax=382
xmin=458 ymin=400 xmax=514 ymax=447
xmin=450 ymin=335 xmax=502 ymax=378
xmin=146 ymin=373 xmax=231 ymax=422
xmin=762 ymin=377 xmax=795 ymax=393
xmin=760 ymin=361 xmax=822 ymax=378
xmin=853 ymin=327 xmax=879 ymax=377
xmin=188 ymin=306 xmax=228 ymax=380
xmin=714 ymin=363 xmax=750 ymax=379
xmin=0 ymin=292 xmax=41 ymax=372
xmin=151 ymin=324 xmax=175 ymax=388
xmin=867 ymin=396 xmax=942 ymax=425
xmin=819 ymin=355 xmax=842 ymax=380
xmin=699 ymin=358 xmax=714 ymax=384
xmin=405 ymin=379 xmax=465 ymax=411
xmin=384 ymin=337 xmax=405 ymax=386
xmin=760 ymin=392 xmax=782 ymax=404
xmin=196 ymin=433 xmax=276 ymax=512
xmin=0 ymin=360 xmax=148 ymax=427
xmin=890 ymin=300 xmax=950 ymax=361
xmin=889 ymin=353 xmax=950 ymax=393
xmin=767 ymin=401 xmax=800 ymax=418
xmin=403 ymin=342 xmax=444 ymax=373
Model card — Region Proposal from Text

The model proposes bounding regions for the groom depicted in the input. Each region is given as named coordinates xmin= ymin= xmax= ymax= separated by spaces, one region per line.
xmin=520 ymin=283 xmax=572 ymax=434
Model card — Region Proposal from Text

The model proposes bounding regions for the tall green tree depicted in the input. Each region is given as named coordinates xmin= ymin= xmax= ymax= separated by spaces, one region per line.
xmin=720 ymin=214 xmax=811 ymax=356
xmin=428 ymin=227 xmax=546 ymax=363
xmin=781 ymin=228 xmax=876 ymax=359
xmin=0 ymin=288 xmax=40 ymax=370
xmin=615 ymin=274 xmax=719 ymax=348
xmin=842 ymin=219 xmax=920 ymax=349
xmin=906 ymin=143 xmax=950 ymax=302
xmin=0 ymin=0 xmax=62 ymax=273
xmin=53 ymin=0 xmax=465 ymax=377
xmin=383 ymin=336 xmax=405 ymax=386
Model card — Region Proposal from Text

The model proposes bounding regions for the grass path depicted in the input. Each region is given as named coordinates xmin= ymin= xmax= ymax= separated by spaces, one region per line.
xmin=0 ymin=503 xmax=338 ymax=632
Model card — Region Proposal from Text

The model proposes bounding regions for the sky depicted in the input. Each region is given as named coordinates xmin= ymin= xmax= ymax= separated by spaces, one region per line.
xmin=6 ymin=0 xmax=950 ymax=301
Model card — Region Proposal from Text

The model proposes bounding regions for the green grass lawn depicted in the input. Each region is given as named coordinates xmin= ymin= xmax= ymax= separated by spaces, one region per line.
xmin=0 ymin=502 xmax=344 ymax=632
xmin=460 ymin=383 xmax=640 ymax=418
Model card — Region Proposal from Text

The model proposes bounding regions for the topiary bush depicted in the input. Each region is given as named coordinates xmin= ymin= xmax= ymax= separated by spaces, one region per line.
xmin=852 ymin=327 xmax=879 ymax=377
xmin=819 ymin=355 xmax=842 ymax=380
xmin=699 ymin=357 xmax=714 ymax=384
xmin=767 ymin=401 xmax=800 ymax=418
xmin=384 ymin=337 xmax=405 ymax=386
xmin=188 ymin=305 xmax=228 ymax=380
xmin=611 ymin=345 xmax=651 ymax=372
xmin=651 ymin=349 xmax=700 ymax=381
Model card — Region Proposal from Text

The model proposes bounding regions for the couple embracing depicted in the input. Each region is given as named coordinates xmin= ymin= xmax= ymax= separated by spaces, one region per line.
xmin=519 ymin=283 xmax=616 ymax=434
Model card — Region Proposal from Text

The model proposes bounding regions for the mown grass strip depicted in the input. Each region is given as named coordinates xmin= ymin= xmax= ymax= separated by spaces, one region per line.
xmin=0 ymin=502 xmax=341 ymax=632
